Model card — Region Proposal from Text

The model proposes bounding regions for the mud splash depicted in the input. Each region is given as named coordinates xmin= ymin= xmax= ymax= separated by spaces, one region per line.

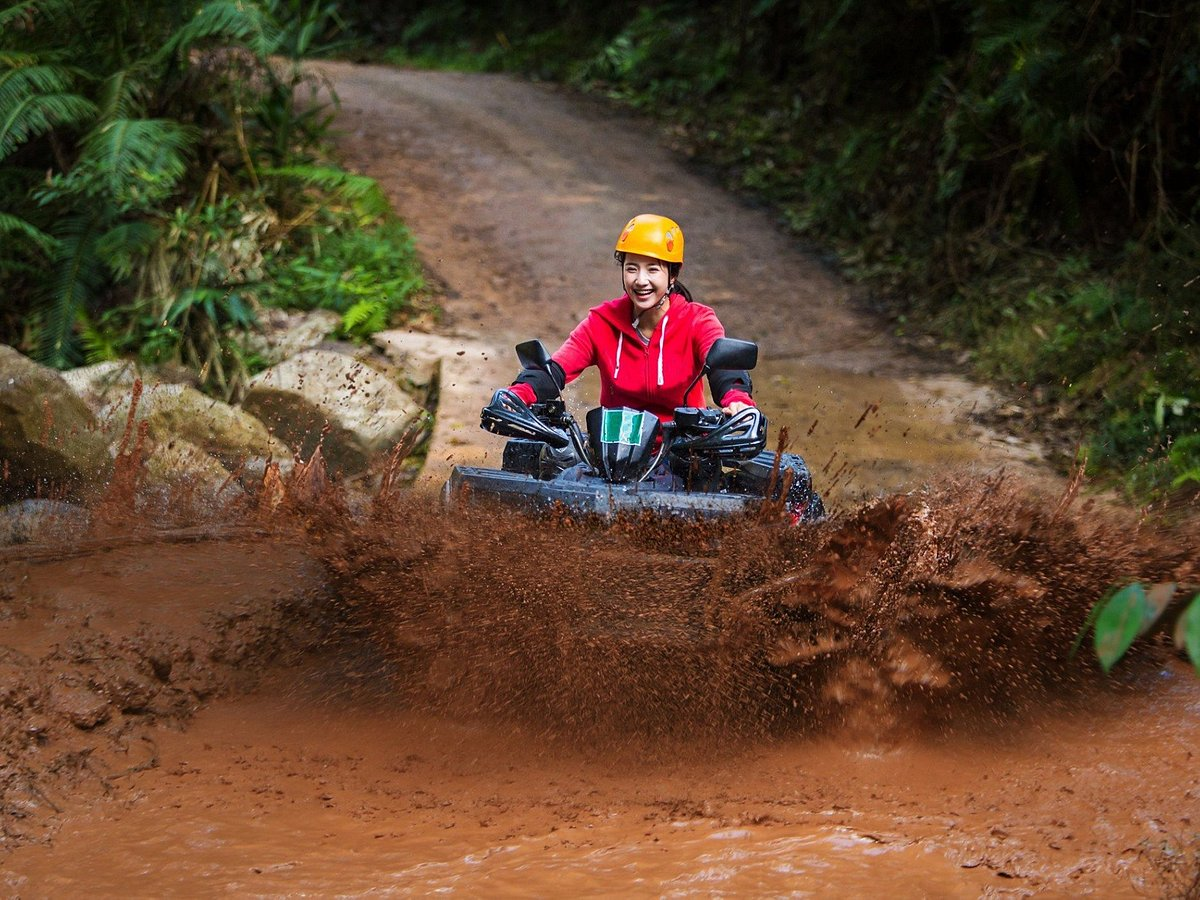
xmin=3 ymin=445 xmax=1199 ymax=895
xmin=307 ymin=462 xmax=1199 ymax=743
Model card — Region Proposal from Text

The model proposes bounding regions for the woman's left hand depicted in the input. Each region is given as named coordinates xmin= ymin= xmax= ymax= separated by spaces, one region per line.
xmin=722 ymin=401 xmax=753 ymax=416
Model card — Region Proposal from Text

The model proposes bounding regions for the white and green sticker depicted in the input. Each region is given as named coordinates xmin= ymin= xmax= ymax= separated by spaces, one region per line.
xmin=600 ymin=407 xmax=646 ymax=445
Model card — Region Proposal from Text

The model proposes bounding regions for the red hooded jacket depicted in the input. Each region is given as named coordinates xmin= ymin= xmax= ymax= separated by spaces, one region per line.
xmin=510 ymin=292 xmax=754 ymax=421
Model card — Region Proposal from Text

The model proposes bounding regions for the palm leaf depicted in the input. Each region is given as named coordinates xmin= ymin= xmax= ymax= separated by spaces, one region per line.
xmin=263 ymin=164 xmax=391 ymax=220
xmin=0 ymin=63 xmax=95 ymax=159
xmin=0 ymin=3 xmax=38 ymax=31
xmin=0 ymin=0 xmax=78 ymax=31
xmin=0 ymin=209 xmax=58 ymax=254
xmin=95 ymin=219 xmax=159 ymax=279
xmin=79 ymin=117 xmax=196 ymax=202
xmin=95 ymin=65 xmax=153 ymax=123
xmin=0 ymin=51 xmax=41 ymax=68
xmin=37 ymin=212 xmax=106 ymax=367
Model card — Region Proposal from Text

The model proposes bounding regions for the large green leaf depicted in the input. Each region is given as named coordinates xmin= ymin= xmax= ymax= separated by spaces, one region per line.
xmin=0 ymin=209 xmax=58 ymax=254
xmin=1175 ymin=595 xmax=1200 ymax=675
xmin=0 ymin=63 xmax=96 ymax=159
xmin=1093 ymin=583 xmax=1154 ymax=673
xmin=80 ymin=117 xmax=196 ymax=204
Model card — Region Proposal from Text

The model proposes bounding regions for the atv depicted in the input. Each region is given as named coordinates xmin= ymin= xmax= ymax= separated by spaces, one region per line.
xmin=443 ymin=338 xmax=824 ymax=522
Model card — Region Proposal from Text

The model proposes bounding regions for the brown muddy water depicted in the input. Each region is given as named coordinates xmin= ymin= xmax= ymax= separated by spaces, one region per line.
xmin=3 ymin=451 xmax=1198 ymax=897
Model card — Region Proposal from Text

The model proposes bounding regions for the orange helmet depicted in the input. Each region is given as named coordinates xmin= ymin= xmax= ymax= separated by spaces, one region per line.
xmin=614 ymin=214 xmax=684 ymax=264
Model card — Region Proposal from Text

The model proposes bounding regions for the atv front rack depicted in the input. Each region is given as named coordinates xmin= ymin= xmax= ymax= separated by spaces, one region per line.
xmin=446 ymin=466 xmax=761 ymax=518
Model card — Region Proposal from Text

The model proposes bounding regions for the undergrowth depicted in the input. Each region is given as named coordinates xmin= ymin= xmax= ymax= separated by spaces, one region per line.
xmin=0 ymin=0 xmax=430 ymax=402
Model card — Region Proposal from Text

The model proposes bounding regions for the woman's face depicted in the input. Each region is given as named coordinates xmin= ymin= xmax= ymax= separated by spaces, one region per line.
xmin=622 ymin=253 xmax=673 ymax=315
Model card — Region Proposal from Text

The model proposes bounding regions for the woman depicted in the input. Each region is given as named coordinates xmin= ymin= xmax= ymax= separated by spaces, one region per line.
xmin=503 ymin=213 xmax=754 ymax=419
xmin=500 ymin=213 xmax=824 ymax=522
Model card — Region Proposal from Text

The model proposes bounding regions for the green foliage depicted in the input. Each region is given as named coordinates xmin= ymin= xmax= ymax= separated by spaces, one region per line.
xmin=258 ymin=217 xmax=425 ymax=340
xmin=263 ymin=164 xmax=390 ymax=221
xmin=1093 ymin=583 xmax=1154 ymax=673
xmin=1082 ymin=582 xmax=1200 ymax=675
xmin=0 ymin=61 xmax=96 ymax=158
xmin=1168 ymin=436 xmax=1200 ymax=490
xmin=0 ymin=0 xmax=424 ymax=394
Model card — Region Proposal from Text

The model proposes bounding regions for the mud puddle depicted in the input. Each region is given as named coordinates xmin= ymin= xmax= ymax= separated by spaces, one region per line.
xmin=4 ymin=652 xmax=1197 ymax=897
xmin=3 ymin=60 xmax=1199 ymax=898
xmin=0 ymin=457 xmax=1197 ymax=895
xmin=753 ymin=359 xmax=1043 ymax=504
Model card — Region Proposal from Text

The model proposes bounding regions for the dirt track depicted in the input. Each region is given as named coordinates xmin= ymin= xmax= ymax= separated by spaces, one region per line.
xmin=2 ymin=63 xmax=1199 ymax=897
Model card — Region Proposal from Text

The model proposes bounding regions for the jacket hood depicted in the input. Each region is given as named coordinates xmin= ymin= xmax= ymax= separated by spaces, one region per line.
xmin=590 ymin=292 xmax=686 ymax=337
xmin=591 ymin=292 xmax=688 ymax=389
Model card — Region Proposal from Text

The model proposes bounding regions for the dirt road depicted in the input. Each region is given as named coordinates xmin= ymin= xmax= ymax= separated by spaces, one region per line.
xmin=2 ymin=64 xmax=1198 ymax=898
xmin=318 ymin=63 xmax=1043 ymax=500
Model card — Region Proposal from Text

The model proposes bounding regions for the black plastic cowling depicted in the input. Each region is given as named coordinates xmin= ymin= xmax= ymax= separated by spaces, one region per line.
xmin=480 ymin=389 xmax=571 ymax=449
xmin=670 ymin=406 xmax=767 ymax=460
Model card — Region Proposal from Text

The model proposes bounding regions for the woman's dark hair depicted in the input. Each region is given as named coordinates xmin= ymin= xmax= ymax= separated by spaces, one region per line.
xmin=614 ymin=251 xmax=693 ymax=301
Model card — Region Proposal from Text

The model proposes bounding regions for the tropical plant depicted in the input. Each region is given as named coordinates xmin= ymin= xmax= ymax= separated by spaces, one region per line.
xmin=0 ymin=0 xmax=279 ymax=366
xmin=1078 ymin=582 xmax=1200 ymax=675
xmin=1 ymin=0 xmax=424 ymax=393
xmin=257 ymin=216 xmax=425 ymax=339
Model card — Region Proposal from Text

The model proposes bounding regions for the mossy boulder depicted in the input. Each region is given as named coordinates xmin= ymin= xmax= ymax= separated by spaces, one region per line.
xmin=242 ymin=349 xmax=425 ymax=475
xmin=60 ymin=360 xmax=141 ymax=414
xmin=97 ymin=383 xmax=292 ymax=482
xmin=0 ymin=345 xmax=113 ymax=501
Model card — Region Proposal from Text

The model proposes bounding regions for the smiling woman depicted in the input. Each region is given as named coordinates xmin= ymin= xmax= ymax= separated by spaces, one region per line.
xmin=505 ymin=213 xmax=753 ymax=422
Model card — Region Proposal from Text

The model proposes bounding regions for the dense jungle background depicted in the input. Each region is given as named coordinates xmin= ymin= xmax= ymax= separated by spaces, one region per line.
xmin=2 ymin=0 xmax=1198 ymax=498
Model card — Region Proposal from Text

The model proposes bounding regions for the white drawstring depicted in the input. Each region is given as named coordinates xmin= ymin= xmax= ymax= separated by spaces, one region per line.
xmin=614 ymin=332 xmax=623 ymax=380
xmin=657 ymin=313 xmax=669 ymax=386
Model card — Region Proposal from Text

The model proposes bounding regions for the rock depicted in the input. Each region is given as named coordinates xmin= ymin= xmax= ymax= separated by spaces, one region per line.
xmin=0 ymin=500 xmax=89 ymax=546
xmin=139 ymin=437 xmax=244 ymax=506
xmin=245 ymin=308 xmax=342 ymax=366
xmin=47 ymin=683 xmax=110 ymax=730
xmin=60 ymin=360 xmax=141 ymax=414
xmin=0 ymin=345 xmax=113 ymax=501
xmin=242 ymin=349 xmax=426 ymax=475
xmin=96 ymin=383 xmax=292 ymax=484
xmin=373 ymin=330 xmax=494 ymax=391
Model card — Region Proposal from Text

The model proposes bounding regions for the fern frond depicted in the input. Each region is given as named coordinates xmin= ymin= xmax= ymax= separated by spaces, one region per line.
xmin=80 ymin=117 xmax=196 ymax=202
xmin=77 ymin=309 xmax=120 ymax=364
xmin=158 ymin=0 xmax=281 ymax=64
xmin=0 ymin=61 xmax=72 ymax=110
xmin=37 ymin=212 xmax=106 ymax=367
xmin=0 ymin=0 xmax=78 ymax=32
xmin=0 ymin=3 xmax=38 ymax=31
xmin=0 ymin=51 xmax=41 ymax=69
xmin=95 ymin=66 xmax=153 ymax=123
xmin=95 ymin=219 xmax=158 ymax=279
xmin=263 ymin=164 xmax=390 ymax=220
xmin=0 ymin=209 xmax=58 ymax=254
xmin=0 ymin=62 xmax=95 ymax=159
xmin=341 ymin=299 xmax=379 ymax=330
